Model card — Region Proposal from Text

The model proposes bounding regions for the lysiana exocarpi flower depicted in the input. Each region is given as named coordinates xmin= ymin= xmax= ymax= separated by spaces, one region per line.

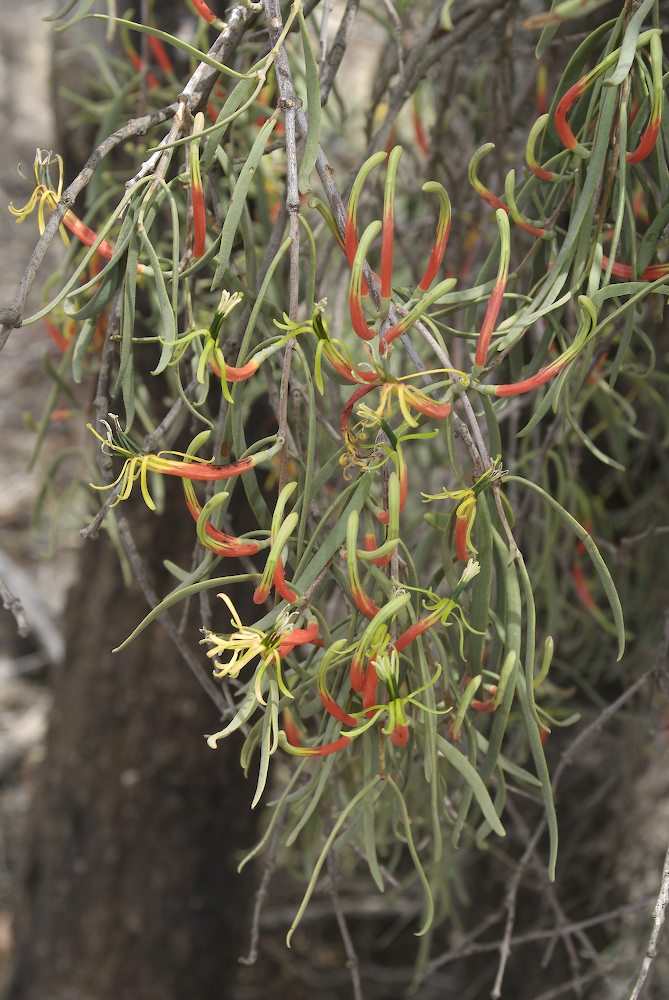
xmin=391 ymin=559 xmax=482 ymax=658
xmin=9 ymin=150 xmax=129 ymax=265
xmin=189 ymin=112 xmax=207 ymax=259
xmin=253 ymin=482 xmax=300 ymax=606
xmin=478 ymin=295 xmax=597 ymax=397
xmin=171 ymin=293 xmax=303 ymax=400
xmin=306 ymin=307 xmax=379 ymax=391
xmin=203 ymin=594 xmax=321 ymax=748
xmin=282 ymin=647 xmax=448 ymax=756
xmin=354 ymin=370 xmax=453 ymax=429
xmin=350 ymin=647 xmax=448 ymax=747
xmin=422 ymin=458 xmax=504 ymax=559
xmin=88 ymin=414 xmax=284 ymax=511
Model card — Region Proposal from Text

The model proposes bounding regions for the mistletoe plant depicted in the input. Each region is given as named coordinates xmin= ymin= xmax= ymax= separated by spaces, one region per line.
xmin=2 ymin=0 xmax=668 ymax=989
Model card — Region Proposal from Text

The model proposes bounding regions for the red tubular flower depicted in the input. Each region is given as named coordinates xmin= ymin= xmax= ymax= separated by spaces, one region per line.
xmin=345 ymin=150 xmax=386 ymax=295
xmin=572 ymin=562 xmax=596 ymax=612
xmin=390 ymin=724 xmax=409 ymax=746
xmin=286 ymin=734 xmax=353 ymax=757
xmin=417 ymin=182 xmax=451 ymax=293
xmin=412 ymin=101 xmax=430 ymax=156
xmin=192 ymin=184 xmax=206 ymax=259
xmin=525 ymin=114 xmax=556 ymax=182
xmin=379 ymin=276 xmax=457 ymax=353
xmin=209 ymin=356 xmax=259 ymax=382
xmin=126 ymin=48 xmax=161 ymax=89
xmin=45 ymin=318 xmax=70 ymax=352
xmin=346 ymin=510 xmax=381 ymax=619
xmin=148 ymin=35 xmax=174 ymax=76
xmin=10 ymin=152 xmax=134 ymax=267
xmin=393 ymin=615 xmax=435 ymax=654
xmin=283 ymin=709 xmax=302 ymax=747
xmin=183 ymin=487 xmax=261 ymax=558
xmin=362 ymin=660 xmax=379 ymax=716
xmin=491 ymin=294 xmax=596 ymax=396
xmin=381 ymin=147 xmax=403 ymax=311
xmin=192 ymin=0 xmax=225 ymax=29
xmin=468 ymin=145 xmax=508 ymax=212
xmin=349 ymin=653 xmax=366 ymax=693
xmin=320 ymin=692 xmax=358 ymax=727
xmin=495 ymin=358 xmax=569 ymax=397
xmin=273 ymin=559 xmax=298 ymax=605
xmin=166 ymin=455 xmax=257 ymax=480
xmin=253 ymin=494 xmax=299 ymax=606
xmin=474 ymin=209 xmax=510 ymax=367
xmin=470 ymin=698 xmax=497 ymax=713
xmin=600 ymin=257 xmax=669 ymax=282
xmin=277 ymin=620 xmax=321 ymax=657
xmin=454 ymin=517 xmax=470 ymax=562
xmin=363 ymin=518 xmax=391 ymax=568
xmin=189 ymin=113 xmax=207 ymax=260
xmin=628 ymin=33 xmax=662 ymax=164
xmin=627 ymin=116 xmax=660 ymax=164
xmin=554 ymin=77 xmax=589 ymax=153
xmin=349 ymin=220 xmax=381 ymax=340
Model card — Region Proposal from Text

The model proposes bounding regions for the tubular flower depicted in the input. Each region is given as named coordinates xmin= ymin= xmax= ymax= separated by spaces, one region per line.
xmin=317 ymin=640 xmax=359 ymax=727
xmin=253 ymin=483 xmax=299 ymax=605
xmin=393 ymin=559 xmax=481 ymax=655
xmin=600 ymin=257 xmax=669 ymax=282
xmin=422 ymin=458 xmax=504 ymax=557
xmin=88 ymin=414 xmax=284 ymax=511
xmin=192 ymin=0 xmax=226 ymax=30
xmin=525 ymin=114 xmax=556 ymax=182
xmin=380 ymin=146 xmax=403 ymax=313
xmin=553 ymin=29 xmax=658 ymax=157
xmin=354 ymin=370 xmax=454 ymax=430
xmin=189 ymin=113 xmax=207 ymax=260
xmin=306 ymin=307 xmax=378 ymax=391
xmin=468 ymin=143 xmax=549 ymax=239
xmin=417 ymin=181 xmax=452 ymax=293
xmin=182 ymin=479 xmax=263 ymax=558
xmin=148 ymin=35 xmax=175 ymax=77
xmin=9 ymin=150 xmax=128 ymax=265
xmin=279 ymin=729 xmax=353 ymax=757
xmin=484 ymin=295 xmax=597 ymax=397
xmin=349 ymin=220 xmax=381 ymax=340
xmin=379 ymin=276 xmax=457 ymax=354
xmin=121 ymin=26 xmax=161 ymax=88
xmin=349 ymin=591 xmax=411 ymax=692
xmin=627 ymin=34 xmax=663 ymax=164
xmin=203 ymin=596 xmax=321 ymax=747
xmin=344 ymin=150 xmax=386 ymax=296
xmin=468 ymin=143 xmax=506 ymax=212
xmin=346 ymin=510 xmax=381 ymax=619
xmin=474 ymin=209 xmax=511 ymax=367
xmin=356 ymin=648 xmax=448 ymax=747
xmin=175 ymin=294 xmax=303 ymax=399
xmin=412 ymin=102 xmax=430 ymax=157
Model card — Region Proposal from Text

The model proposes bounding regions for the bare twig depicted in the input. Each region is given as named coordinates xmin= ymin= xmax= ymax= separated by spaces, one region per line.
xmin=629 ymin=841 xmax=669 ymax=1000
xmin=327 ymin=853 xmax=365 ymax=1000
xmin=0 ymin=572 xmax=31 ymax=638
xmin=239 ymin=816 xmax=286 ymax=966
xmin=319 ymin=0 xmax=361 ymax=104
